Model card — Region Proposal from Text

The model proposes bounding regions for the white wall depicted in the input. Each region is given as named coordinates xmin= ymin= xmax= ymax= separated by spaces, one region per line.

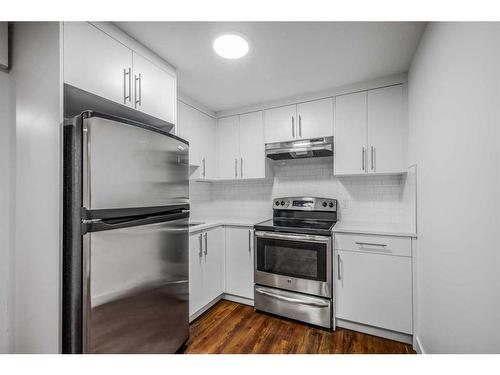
xmin=10 ymin=22 xmax=62 ymax=353
xmin=0 ymin=69 xmax=14 ymax=353
xmin=408 ymin=22 xmax=500 ymax=353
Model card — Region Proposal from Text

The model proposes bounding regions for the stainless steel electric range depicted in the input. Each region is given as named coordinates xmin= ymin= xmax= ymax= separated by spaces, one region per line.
xmin=253 ymin=197 xmax=337 ymax=329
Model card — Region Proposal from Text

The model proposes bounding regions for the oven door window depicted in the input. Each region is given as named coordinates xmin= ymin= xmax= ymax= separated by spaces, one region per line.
xmin=256 ymin=237 xmax=327 ymax=281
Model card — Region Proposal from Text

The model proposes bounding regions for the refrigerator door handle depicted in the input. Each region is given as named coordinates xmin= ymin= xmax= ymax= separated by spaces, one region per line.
xmin=83 ymin=209 xmax=190 ymax=233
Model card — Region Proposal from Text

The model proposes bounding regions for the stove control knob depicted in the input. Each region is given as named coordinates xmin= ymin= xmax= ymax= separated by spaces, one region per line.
xmin=322 ymin=201 xmax=327 ymax=207
xmin=329 ymin=202 xmax=334 ymax=208
xmin=281 ymin=200 xmax=285 ymax=206
xmin=275 ymin=201 xmax=280 ymax=206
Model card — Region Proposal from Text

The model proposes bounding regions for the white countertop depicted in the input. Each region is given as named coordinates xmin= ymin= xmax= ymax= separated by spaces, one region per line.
xmin=332 ymin=221 xmax=417 ymax=238
xmin=188 ymin=218 xmax=266 ymax=233
xmin=189 ymin=218 xmax=417 ymax=238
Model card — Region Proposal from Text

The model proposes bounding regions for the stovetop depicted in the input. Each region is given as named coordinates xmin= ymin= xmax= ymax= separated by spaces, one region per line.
xmin=254 ymin=197 xmax=338 ymax=236
xmin=254 ymin=218 xmax=337 ymax=236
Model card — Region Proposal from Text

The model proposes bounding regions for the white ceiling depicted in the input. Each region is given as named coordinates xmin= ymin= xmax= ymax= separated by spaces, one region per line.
xmin=115 ymin=22 xmax=425 ymax=112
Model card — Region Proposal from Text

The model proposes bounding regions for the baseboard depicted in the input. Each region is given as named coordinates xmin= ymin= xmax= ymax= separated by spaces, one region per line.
xmin=189 ymin=294 xmax=254 ymax=323
xmin=222 ymin=293 xmax=254 ymax=306
xmin=413 ymin=335 xmax=425 ymax=354
xmin=189 ymin=295 xmax=223 ymax=323
xmin=336 ymin=318 xmax=412 ymax=344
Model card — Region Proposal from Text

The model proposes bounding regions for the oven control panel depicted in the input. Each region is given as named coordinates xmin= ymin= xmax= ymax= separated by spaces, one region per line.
xmin=273 ymin=197 xmax=337 ymax=211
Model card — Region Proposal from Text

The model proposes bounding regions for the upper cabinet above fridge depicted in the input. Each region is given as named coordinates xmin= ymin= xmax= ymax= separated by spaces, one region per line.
xmin=263 ymin=97 xmax=334 ymax=144
xmin=63 ymin=22 xmax=177 ymax=126
xmin=63 ymin=22 xmax=133 ymax=106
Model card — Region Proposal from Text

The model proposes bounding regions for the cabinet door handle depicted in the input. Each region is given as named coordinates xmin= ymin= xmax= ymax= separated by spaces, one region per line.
xmin=138 ymin=73 xmax=142 ymax=106
xmin=248 ymin=229 xmax=252 ymax=253
xmin=373 ymin=146 xmax=376 ymax=171
xmin=361 ymin=147 xmax=366 ymax=171
xmin=202 ymin=157 xmax=206 ymax=178
xmin=135 ymin=73 xmax=142 ymax=107
xmin=337 ymin=254 xmax=341 ymax=280
xmin=292 ymin=116 xmax=295 ymax=138
xmin=234 ymin=158 xmax=237 ymax=178
xmin=299 ymin=115 xmax=302 ymax=137
xmin=198 ymin=233 xmax=203 ymax=258
xmin=204 ymin=232 xmax=208 ymax=255
xmin=240 ymin=158 xmax=243 ymax=178
xmin=370 ymin=146 xmax=374 ymax=171
xmin=123 ymin=68 xmax=131 ymax=104
xmin=128 ymin=68 xmax=132 ymax=103
xmin=133 ymin=74 xmax=137 ymax=107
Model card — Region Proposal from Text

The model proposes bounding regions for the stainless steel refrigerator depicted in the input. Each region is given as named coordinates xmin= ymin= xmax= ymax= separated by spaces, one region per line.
xmin=62 ymin=111 xmax=190 ymax=354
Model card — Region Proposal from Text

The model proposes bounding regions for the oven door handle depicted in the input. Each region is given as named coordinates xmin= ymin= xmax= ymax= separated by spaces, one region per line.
xmin=255 ymin=231 xmax=331 ymax=243
xmin=255 ymin=287 xmax=329 ymax=307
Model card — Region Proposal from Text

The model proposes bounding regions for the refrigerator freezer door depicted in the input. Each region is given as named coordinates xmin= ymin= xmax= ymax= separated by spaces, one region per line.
xmin=83 ymin=114 xmax=189 ymax=210
xmin=83 ymin=217 xmax=189 ymax=353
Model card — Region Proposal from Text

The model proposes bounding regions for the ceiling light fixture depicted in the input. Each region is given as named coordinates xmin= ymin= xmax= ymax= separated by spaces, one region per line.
xmin=213 ymin=34 xmax=249 ymax=59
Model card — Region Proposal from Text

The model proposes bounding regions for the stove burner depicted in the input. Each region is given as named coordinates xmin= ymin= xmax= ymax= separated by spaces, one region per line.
xmin=255 ymin=197 xmax=337 ymax=236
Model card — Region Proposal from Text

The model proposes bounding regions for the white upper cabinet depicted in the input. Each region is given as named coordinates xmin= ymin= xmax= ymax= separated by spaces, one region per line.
xmin=132 ymin=52 xmax=176 ymax=124
xmin=367 ymin=85 xmax=405 ymax=174
xmin=216 ymin=116 xmax=240 ymax=180
xmin=264 ymin=104 xmax=297 ymax=143
xmin=64 ymin=22 xmax=133 ymax=106
xmin=177 ymin=101 xmax=216 ymax=179
xmin=264 ymin=99 xmax=334 ymax=143
xmin=334 ymin=84 xmax=406 ymax=176
xmin=334 ymin=92 xmax=368 ymax=175
xmin=239 ymin=111 xmax=266 ymax=179
xmin=63 ymin=22 xmax=177 ymax=125
xmin=225 ymin=227 xmax=254 ymax=300
xmin=296 ymin=98 xmax=334 ymax=139
xmin=216 ymin=112 xmax=269 ymax=180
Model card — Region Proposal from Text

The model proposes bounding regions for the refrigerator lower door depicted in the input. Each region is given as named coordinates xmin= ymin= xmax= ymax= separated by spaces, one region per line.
xmin=83 ymin=217 xmax=189 ymax=353
xmin=82 ymin=112 xmax=189 ymax=210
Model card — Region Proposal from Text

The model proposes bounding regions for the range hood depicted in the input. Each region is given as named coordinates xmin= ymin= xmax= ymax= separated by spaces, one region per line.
xmin=265 ymin=136 xmax=333 ymax=160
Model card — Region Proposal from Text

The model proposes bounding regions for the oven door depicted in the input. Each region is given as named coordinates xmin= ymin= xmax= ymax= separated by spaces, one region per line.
xmin=254 ymin=231 xmax=332 ymax=298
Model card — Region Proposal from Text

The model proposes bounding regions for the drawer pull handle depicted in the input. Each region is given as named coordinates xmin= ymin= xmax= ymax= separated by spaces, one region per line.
xmin=255 ymin=288 xmax=329 ymax=308
xmin=355 ymin=242 xmax=387 ymax=247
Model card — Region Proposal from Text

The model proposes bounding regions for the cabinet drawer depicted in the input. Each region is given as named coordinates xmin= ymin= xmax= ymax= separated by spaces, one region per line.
xmin=334 ymin=233 xmax=411 ymax=257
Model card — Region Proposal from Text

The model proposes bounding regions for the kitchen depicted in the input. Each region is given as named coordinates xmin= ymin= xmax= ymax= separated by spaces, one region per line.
xmin=1 ymin=5 xmax=500 ymax=369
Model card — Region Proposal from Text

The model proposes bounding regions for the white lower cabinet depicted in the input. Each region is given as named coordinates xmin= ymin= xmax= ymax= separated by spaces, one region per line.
xmin=202 ymin=227 xmax=225 ymax=306
xmin=189 ymin=231 xmax=204 ymax=316
xmin=225 ymin=227 xmax=254 ymax=299
xmin=189 ymin=227 xmax=225 ymax=317
xmin=335 ymin=233 xmax=413 ymax=334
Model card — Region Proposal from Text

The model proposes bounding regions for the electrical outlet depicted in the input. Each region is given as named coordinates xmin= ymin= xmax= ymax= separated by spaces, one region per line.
xmin=340 ymin=199 xmax=349 ymax=209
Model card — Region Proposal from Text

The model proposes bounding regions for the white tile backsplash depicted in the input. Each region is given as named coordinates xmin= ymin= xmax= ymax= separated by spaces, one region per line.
xmin=189 ymin=157 xmax=413 ymax=227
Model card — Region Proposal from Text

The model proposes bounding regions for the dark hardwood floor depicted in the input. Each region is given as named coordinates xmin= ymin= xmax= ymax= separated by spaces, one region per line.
xmin=183 ymin=300 xmax=415 ymax=354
